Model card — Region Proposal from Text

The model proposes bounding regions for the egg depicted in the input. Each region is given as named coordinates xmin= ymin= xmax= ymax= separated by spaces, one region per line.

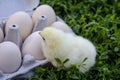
xmin=22 ymin=31 xmax=45 ymax=60
xmin=5 ymin=11 xmax=33 ymax=41
xmin=51 ymin=22 xmax=75 ymax=34
xmin=0 ymin=41 xmax=22 ymax=73
xmin=32 ymin=4 xmax=56 ymax=26
xmin=0 ymin=28 xmax=4 ymax=43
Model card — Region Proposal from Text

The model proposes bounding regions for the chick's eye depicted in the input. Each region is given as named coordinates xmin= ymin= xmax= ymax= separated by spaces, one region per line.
xmin=42 ymin=37 xmax=45 ymax=41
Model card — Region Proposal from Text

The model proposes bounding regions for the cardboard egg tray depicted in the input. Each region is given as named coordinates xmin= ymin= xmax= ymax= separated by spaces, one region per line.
xmin=0 ymin=16 xmax=64 ymax=80
xmin=0 ymin=0 xmax=65 ymax=80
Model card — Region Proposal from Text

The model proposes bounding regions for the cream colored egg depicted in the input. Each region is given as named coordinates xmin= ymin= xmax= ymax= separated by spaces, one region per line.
xmin=5 ymin=11 xmax=33 ymax=41
xmin=32 ymin=4 xmax=56 ymax=26
xmin=51 ymin=22 xmax=75 ymax=34
xmin=22 ymin=31 xmax=45 ymax=60
xmin=0 ymin=28 xmax=4 ymax=42
xmin=0 ymin=41 xmax=22 ymax=73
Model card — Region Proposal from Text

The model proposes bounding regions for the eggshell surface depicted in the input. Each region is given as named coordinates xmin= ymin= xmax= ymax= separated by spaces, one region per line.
xmin=0 ymin=41 xmax=22 ymax=73
xmin=5 ymin=11 xmax=33 ymax=41
xmin=32 ymin=4 xmax=56 ymax=26
xmin=51 ymin=22 xmax=74 ymax=34
xmin=22 ymin=31 xmax=45 ymax=60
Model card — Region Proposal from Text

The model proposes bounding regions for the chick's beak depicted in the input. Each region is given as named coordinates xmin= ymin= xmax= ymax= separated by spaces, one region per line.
xmin=39 ymin=32 xmax=41 ymax=35
xmin=39 ymin=32 xmax=46 ymax=41
xmin=39 ymin=32 xmax=43 ymax=40
xmin=39 ymin=32 xmax=43 ymax=38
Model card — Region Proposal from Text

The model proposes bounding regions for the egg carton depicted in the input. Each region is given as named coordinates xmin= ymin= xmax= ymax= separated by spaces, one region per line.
xmin=0 ymin=1 xmax=47 ymax=80
xmin=0 ymin=0 xmax=66 ymax=80
xmin=0 ymin=16 xmax=64 ymax=80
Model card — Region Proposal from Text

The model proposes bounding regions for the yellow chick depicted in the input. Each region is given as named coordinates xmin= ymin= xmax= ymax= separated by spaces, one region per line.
xmin=40 ymin=27 xmax=97 ymax=73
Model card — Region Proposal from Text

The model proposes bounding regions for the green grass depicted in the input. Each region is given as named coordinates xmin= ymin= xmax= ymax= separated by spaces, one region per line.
xmin=29 ymin=0 xmax=120 ymax=80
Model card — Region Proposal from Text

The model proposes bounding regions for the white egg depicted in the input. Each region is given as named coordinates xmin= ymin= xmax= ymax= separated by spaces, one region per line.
xmin=5 ymin=11 xmax=33 ymax=41
xmin=0 ymin=28 xmax=4 ymax=43
xmin=32 ymin=4 xmax=56 ymax=26
xmin=51 ymin=22 xmax=75 ymax=34
xmin=0 ymin=41 xmax=22 ymax=73
xmin=22 ymin=31 xmax=45 ymax=60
